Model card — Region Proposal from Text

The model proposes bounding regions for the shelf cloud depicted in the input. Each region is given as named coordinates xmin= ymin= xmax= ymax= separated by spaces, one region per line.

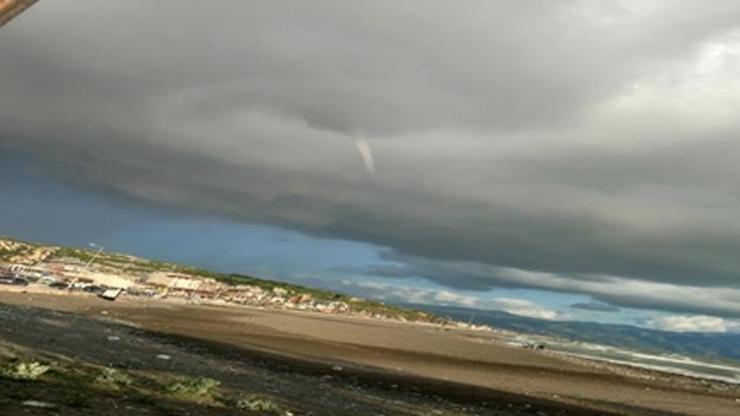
xmin=3 ymin=1 xmax=740 ymax=317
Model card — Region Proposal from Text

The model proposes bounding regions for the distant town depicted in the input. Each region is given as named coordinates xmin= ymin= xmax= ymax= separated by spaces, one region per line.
xmin=0 ymin=237 xmax=491 ymax=330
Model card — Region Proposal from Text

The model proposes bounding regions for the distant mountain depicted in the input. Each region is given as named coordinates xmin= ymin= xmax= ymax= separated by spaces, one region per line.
xmin=412 ymin=304 xmax=740 ymax=363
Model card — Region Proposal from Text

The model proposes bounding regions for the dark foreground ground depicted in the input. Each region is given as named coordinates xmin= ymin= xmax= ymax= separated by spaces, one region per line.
xmin=1 ymin=291 xmax=739 ymax=415
xmin=0 ymin=303 xmax=598 ymax=416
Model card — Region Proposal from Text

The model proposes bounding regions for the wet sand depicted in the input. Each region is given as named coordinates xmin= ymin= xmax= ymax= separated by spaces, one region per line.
xmin=2 ymin=289 xmax=739 ymax=415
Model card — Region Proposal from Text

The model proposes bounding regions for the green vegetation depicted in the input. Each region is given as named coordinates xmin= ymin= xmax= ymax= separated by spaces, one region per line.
xmin=166 ymin=377 xmax=221 ymax=402
xmin=0 ymin=236 xmax=40 ymax=262
xmin=0 ymin=247 xmax=24 ymax=262
xmin=52 ymin=247 xmax=148 ymax=272
xmin=0 ymin=348 xmax=299 ymax=415
xmin=95 ymin=368 xmax=133 ymax=390
xmin=236 ymin=395 xmax=287 ymax=414
xmin=2 ymin=361 xmax=50 ymax=380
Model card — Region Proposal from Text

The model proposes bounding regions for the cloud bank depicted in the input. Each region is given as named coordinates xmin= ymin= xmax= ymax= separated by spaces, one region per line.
xmin=493 ymin=298 xmax=562 ymax=321
xmin=646 ymin=315 xmax=740 ymax=333
xmin=3 ymin=1 xmax=740 ymax=318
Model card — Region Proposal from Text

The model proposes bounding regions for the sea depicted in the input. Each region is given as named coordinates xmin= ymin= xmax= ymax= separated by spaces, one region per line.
xmin=413 ymin=303 xmax=740 ymax=385
xmin=505 ymin=333 xmax=740 ymax=384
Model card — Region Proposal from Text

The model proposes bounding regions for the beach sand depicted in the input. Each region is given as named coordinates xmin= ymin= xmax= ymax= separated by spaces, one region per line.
xmin=1 ymin=289 xmax=739 ymax=415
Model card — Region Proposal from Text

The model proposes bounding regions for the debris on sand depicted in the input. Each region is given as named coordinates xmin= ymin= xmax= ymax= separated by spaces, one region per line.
xmin=22 ymin=400 xmax=57 ymax=409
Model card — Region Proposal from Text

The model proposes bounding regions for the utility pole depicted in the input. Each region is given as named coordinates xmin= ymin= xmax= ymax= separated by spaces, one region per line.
xmin=80 ymin=242 xmax=104 ymax=276
xmin=68 ymin=243 xmax=103 ymax=290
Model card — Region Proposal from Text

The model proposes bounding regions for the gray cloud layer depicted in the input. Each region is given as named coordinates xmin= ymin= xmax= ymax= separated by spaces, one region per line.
xmin=570 ymin=302 xmax=621 ymax=313
xmin=3 ymin=1 xmax=740 ymax=315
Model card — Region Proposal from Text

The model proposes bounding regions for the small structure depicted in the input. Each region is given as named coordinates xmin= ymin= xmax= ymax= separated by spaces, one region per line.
xmin=144 ymin=272 xmax=224 ymax=298
xmin=8 ymin=264 xmax=46 ymax=280
xmin=99 ymin=288 xmax=123 ymax=301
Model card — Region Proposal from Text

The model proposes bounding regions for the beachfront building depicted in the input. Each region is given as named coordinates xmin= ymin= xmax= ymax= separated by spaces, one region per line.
xmin=145 ymin=272 xmax=224 ymax=298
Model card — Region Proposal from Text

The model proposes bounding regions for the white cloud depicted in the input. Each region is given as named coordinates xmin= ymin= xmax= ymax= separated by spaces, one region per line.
xmin=646 ymin=315 xmax=740 ymax=333
xmin=492 ymin=298 xmax=562 ymax=321
xmin=432 ymin=290 xmax=478 ymax=307
xmin=386 ymin=253 xmax=740 ymax=318
xmin=342 ymin=281 xmax=563 ymax=320
xmin=341 ymin=280 xmax=479 ymax=308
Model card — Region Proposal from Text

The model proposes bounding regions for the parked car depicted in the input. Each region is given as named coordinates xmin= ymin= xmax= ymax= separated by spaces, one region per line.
xmin=0 ymin=275 xmax=29 ymax=286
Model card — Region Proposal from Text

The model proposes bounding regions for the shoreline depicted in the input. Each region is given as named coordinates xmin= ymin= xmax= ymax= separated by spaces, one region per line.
xmin=494 ymin=332 xmax=740 ymax=387
xmin=552 ymin=349 xmax=740 ymax=386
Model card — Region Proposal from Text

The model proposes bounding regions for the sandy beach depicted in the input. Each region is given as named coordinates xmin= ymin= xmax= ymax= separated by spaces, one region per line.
xmin=1 ymin=289 xmax=739 ymax=415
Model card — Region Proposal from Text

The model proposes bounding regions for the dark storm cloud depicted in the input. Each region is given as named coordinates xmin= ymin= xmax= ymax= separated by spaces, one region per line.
xmin=4 ymin=1 xmax=740 ymax=315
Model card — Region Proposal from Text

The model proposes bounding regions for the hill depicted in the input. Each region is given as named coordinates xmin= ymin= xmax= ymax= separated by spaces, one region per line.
xmin=418 ymin=305 xmax=740 ymax=363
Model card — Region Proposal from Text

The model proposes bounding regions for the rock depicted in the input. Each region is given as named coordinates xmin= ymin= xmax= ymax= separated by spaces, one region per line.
xmin=22 ymin=400 xmax=57 ymax=409
xmin=331 ymin=365 xmax=343 ymax=372
xmin=107 ymin=336 xmax=120 ymax=342
xmin=156 ymin=354 xmax=171 ymax=360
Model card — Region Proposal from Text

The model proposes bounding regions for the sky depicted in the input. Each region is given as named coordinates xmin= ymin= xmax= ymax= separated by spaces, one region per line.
xmin=2 ymin=0 xmax=740 ymax=333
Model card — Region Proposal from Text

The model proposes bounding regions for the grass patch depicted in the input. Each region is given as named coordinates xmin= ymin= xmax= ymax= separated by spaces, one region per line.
xmin=95 ymin=367 xmax=134 ymax=390
xmin=2 ymin=361 xmax=51 ymax=380
xmin=166 ymin=376 xmax=221 ymax=402
xmin=236 ymin=395 xmax=289 ymax=415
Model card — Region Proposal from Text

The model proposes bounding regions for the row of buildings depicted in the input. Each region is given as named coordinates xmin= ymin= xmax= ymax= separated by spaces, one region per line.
xmin=0 ymin=260 xmax=354 ymax=315
xmin=0 ymin=241 xmax=465 ymax=325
